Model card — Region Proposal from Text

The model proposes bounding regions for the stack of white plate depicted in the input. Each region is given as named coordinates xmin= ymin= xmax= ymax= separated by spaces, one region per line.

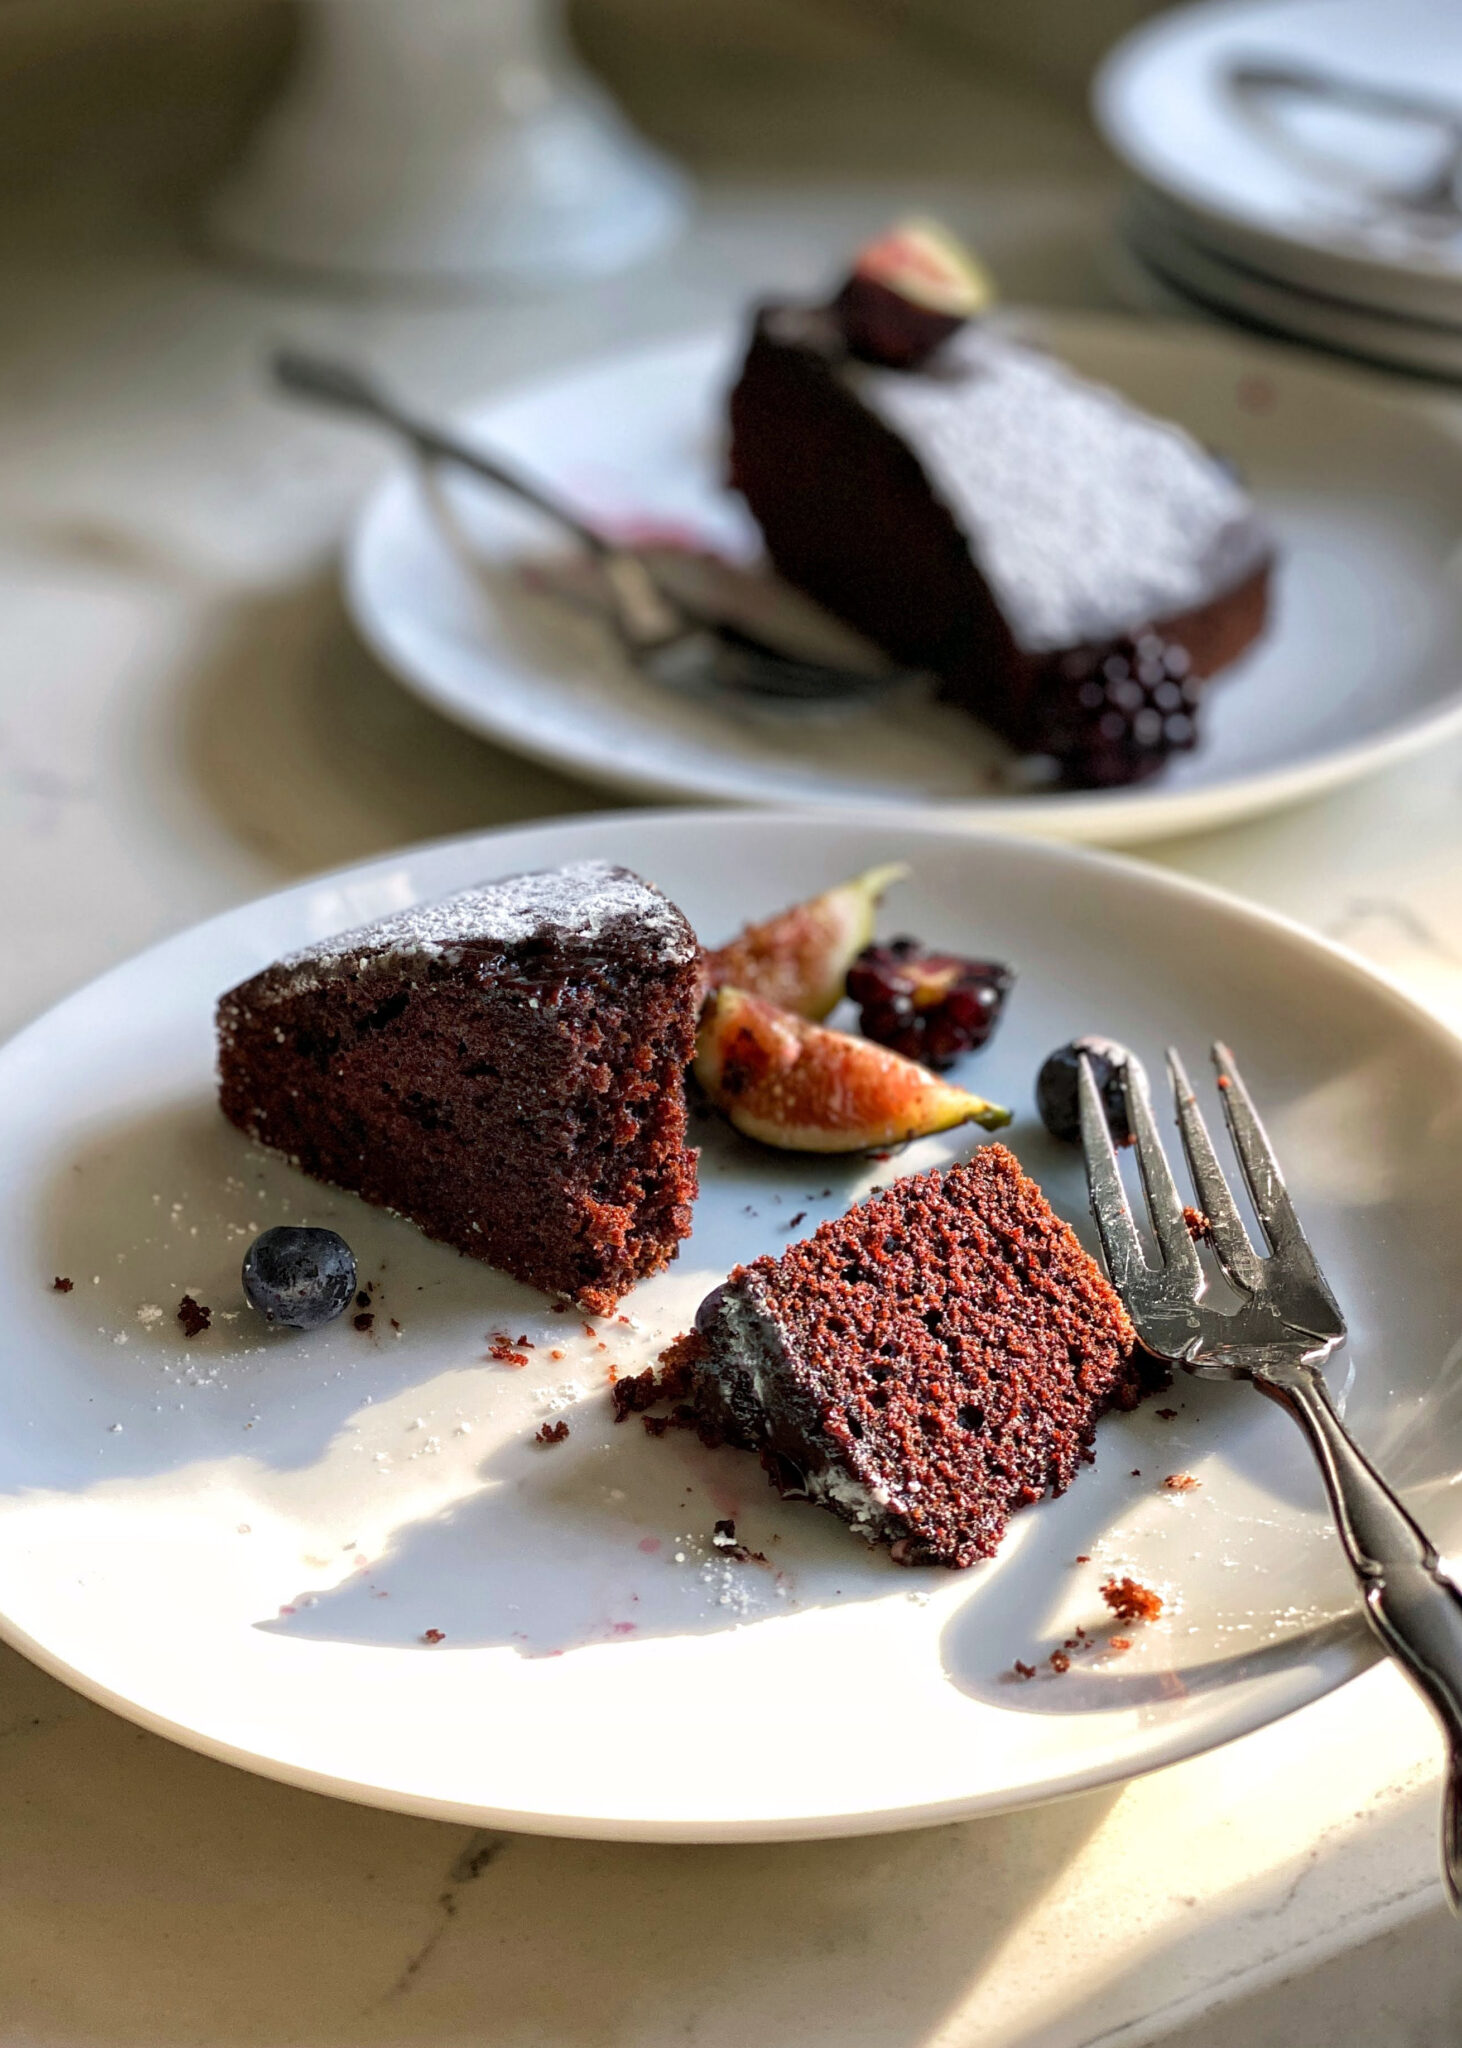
xmin=1094 ymin=0 xmax=1462 ymax=378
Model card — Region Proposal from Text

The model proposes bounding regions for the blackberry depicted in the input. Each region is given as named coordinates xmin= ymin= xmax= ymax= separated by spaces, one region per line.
xmin=242 ymin=1226 xmax=357 ymax=1330
xmin=1036 ymin=1037 xmax=1131 ymax=1145
xmin=847 ymin=939 xmax=1013 ymax=1070
xmin=1028 ymin=630 xmax=1202 ymax=791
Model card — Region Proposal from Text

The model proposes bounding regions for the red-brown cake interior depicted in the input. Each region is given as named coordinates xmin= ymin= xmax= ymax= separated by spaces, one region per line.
xmin=677 ymin=1144 xmax=1144 ymax=1566
xmin=217 ymin=862 xmax=702 ymax=1313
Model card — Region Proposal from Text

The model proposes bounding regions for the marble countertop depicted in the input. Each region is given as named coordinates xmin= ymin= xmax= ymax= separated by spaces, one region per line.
xmin=5 ymin=5 xmax=1462 ymax=2043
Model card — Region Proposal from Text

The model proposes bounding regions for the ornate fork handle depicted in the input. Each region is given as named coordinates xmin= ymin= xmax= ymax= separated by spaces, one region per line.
xmin=1084 ymin=1042 xmax=1462 ymax=1904
xmin=1252 ymin=1355 xmax=1462 ymax=1906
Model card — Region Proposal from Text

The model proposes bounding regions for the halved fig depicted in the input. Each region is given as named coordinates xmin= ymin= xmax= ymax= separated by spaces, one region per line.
xmin=833 ymin=219 xmax=995 ymax=370
xmin=694 ymin=986 xmax=1010 ymax=1152
xmin=703 ymin=862 xmax=908 ymax=1021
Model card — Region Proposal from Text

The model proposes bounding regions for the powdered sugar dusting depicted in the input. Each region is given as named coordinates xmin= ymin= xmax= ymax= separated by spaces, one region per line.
xmin=257 ymin=861 xmax=696 ymax=996
xmin=851 ymin=328 xmax=1271 ymax=652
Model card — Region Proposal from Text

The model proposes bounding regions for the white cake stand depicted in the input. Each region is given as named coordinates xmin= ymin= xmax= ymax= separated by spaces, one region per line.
xmin=206 ymin=0 xmax=688 ymax=287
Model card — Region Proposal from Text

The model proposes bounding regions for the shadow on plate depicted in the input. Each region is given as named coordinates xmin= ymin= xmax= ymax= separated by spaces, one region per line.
xmin=23 ymin=1092 xmax=567 ymax=1490
xmin=259 ymin=1405 xmax=910 ymax=1656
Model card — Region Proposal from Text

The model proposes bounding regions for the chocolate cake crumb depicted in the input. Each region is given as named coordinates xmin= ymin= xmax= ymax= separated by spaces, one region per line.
xmin=489 ymin=1333 xmax=529 ymax=1368
xmin=356 ymin=1290 xmax=371 ymax=1310
xmin=353 ymin=1311 xmax=374 ymax=1332
xmin=52 ymin=1276 xmax=73 ymax=1293
xmin=611 ymin=1351 xmax=695 ymax=1424
xmin=1182 ymin=1206 xmax=1212 ymax=1243
xmin=1012 ymin=1659 xmax=1037 ymax=1680
xmin=1102 ymin=1576 xmax=1163 ymax=1623
xmin=1156 ymin=1407 xmax=1179 ymax=1420
xmin=786 ymin=1211 xmax=807 ymax=1229
xmin=535 ymin=1420 xmax=569 ymax=1446
xmin=1108 ymin=1635 xmax=1133 ymax=1653
xmin=709 ymin=1517 xmax=770 ymax=1564
xmin=421 ymin=1628 xmax=445 ymax=1644
xmin=612 ymin=1366 xmax=660 ymax=1422
xmin=176 ymin=1295 xmax=211 ymax=1338
xmin=1163 ymin=1472 xmax=1200 ymax=1492
xmin=1075 ymin=1554 xmax=1091 ymax=1564
xmin=1050 ymin=1650 xmax=1071 ymax=1674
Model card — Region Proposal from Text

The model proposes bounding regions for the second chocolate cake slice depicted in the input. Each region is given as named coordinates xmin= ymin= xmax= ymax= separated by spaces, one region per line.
xmin=665 ymin=1145 xmax=1140 ymax=1566
xmin=728 ymin=231 xmax=1274 ymax=789
xmin=217 ymin=861 xmax=702 ymax=1313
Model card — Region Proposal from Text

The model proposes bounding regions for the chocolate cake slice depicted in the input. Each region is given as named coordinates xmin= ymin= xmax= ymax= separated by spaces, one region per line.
xmin=728 ymin=253 xmax=1274 ymax=789
xmin=661 ymin=1145 xmax=1140 ymax=1566
xmin=217 ymin=861 xmax=702 ymax=1313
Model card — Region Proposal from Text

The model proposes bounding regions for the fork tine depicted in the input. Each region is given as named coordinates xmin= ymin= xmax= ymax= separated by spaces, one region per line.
xmin=1212 ymin=1040 xmax=1346 ymax=1336
xmin=1167 ymin=1046 xmax=1265 ymax=1297
xmin=1211 ymin=1040 xmax=1308 ymax=1257
xmin=1078 ymin=1054 xmax=1145 ymax=1292
xmin=1122 ymin=1052 xmax=1204 ymax=1287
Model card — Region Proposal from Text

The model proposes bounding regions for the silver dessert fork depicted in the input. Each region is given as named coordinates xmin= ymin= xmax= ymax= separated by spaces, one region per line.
xmin=271 ymin=348 xmax=905 ymax=708
xmin=1079 ymin=1041 xmax=1462 ymax=1910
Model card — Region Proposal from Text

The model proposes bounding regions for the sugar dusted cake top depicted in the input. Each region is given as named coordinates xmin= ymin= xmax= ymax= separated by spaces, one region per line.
xmin=848 ymin=325 xmax=1271 ymax=654
xmin=249 ymin=860 xmax=699 ymax=1003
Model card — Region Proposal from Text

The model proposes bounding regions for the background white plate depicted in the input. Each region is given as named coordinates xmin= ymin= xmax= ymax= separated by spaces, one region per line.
xmin=4 ymin=810 xmax=1462 ymax=1841
xmin=1121 ymin=193 xmax=1462 ymax=383
xmin=1095 ymin=0 xmax=1462 ymax=326
xmin=345 ymin=321 xmax=1462 ymax=845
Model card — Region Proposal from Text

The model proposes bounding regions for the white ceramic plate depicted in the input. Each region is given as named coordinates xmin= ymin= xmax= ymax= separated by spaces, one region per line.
xmin=1095 ymin=0 xmax=1462 ymax=327
xmin=345 ymin=320 xmax=1462 ymax=846
xmin=5 ymin=810 xmax=1462 ymax=1841
xmin=1122 ymin=194 xmax=1462 ymax=382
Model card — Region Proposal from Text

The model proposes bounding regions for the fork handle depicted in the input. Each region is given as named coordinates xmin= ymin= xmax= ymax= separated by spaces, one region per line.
xmin=1254 ymin=1361 xmax=1462 ymax=1908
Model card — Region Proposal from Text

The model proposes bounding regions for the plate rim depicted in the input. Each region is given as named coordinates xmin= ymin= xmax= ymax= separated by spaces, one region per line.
xmin=1122 ymin=196 xmax=1462 ymax=382
xmin=7 ymin=805 xmax=1462 ymax=1840
xmin=342 ymin=317 xmax=1462 ymax=848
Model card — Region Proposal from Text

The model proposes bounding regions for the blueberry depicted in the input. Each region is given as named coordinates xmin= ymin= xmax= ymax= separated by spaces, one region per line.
xmin=242 ymin=1226 xmax=357 ymax=1330
xmin=1036 ymin=1037 xmax=1131 ymax=1145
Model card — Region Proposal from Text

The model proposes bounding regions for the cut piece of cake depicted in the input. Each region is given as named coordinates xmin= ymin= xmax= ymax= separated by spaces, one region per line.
xmin=728 ymin=244 xmax=1274 ymax=790
xmin=660 ymin=1145 xmax=1141 ymax=1566
xmin=217 ymin=861 xmax=702 ymax=1313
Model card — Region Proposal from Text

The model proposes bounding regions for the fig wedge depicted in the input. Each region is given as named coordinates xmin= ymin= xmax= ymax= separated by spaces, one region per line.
xmin=695 ymin=986 xmax=1011 ymax=1152
xmin=703 ymin=863 xmax=908 ymax=1021
xmin=833 ymin=219 xmax=995 ymax=370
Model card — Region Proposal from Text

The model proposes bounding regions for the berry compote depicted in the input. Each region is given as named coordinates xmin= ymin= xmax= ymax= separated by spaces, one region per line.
xmin=847 ymin=939 xmax=1012 ymax=1070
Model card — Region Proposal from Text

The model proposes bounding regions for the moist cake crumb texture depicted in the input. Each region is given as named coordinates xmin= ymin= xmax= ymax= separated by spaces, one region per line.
xmin=216 ymin=861 xmax=702 ymax=1314
xmin=1101 ymin=1576 xmax=1164 ymax=1622
xmin=663 ymin=1144 xmax=1145 ymax=1567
